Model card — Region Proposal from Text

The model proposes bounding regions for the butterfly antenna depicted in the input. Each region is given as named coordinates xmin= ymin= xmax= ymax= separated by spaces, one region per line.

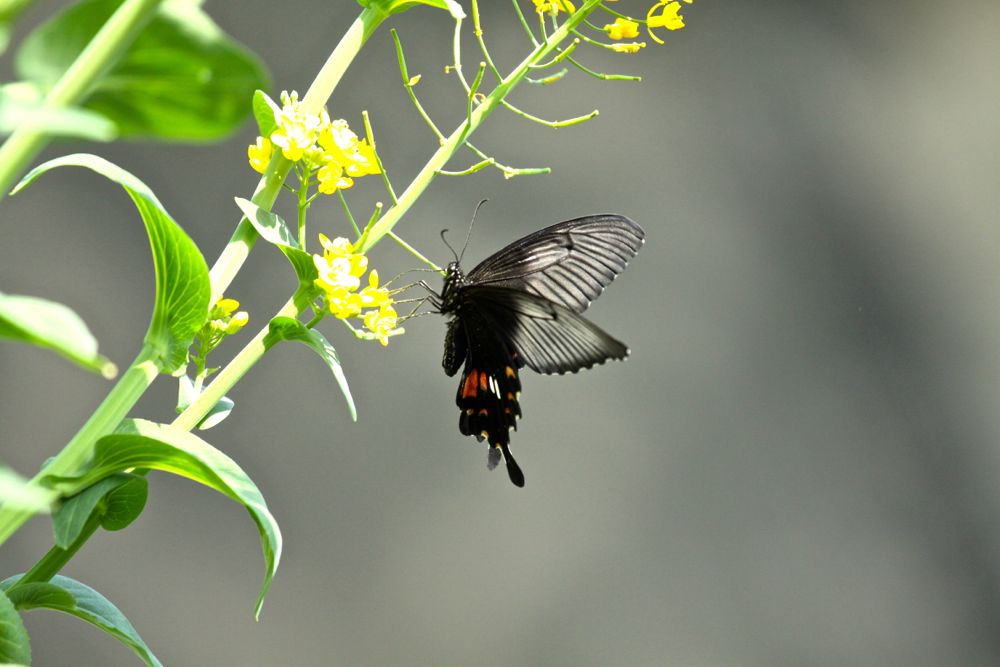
xmin=440 ymin=229 xmax=459 ymax=263
xmin=459 ymin=199 xmax=488 ymax=264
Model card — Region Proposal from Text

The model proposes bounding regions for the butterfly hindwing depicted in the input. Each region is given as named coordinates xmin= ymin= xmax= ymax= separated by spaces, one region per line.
xmin=462 ymin=286 xmax=629 ymax=375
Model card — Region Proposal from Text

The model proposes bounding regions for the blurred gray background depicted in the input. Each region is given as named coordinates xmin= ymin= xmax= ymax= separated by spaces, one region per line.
xmin=3 ymin=0 xmax=1000 ymax=665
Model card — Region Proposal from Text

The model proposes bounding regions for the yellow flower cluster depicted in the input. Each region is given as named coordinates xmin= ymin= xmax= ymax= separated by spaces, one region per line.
xmin=531 ymin=0 xmax=692 ymax=53
xmin=312 ymin=234 xmax=400 ymax=346
xmin=247 ymin=91 xmax=381 ymax=196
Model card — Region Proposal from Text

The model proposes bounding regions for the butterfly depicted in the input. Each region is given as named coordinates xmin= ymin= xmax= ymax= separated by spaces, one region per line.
xmin=433 ymin=214 xmax=645 ymax=487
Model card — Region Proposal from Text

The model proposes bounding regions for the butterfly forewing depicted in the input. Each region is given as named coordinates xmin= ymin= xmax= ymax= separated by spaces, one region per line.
xmin=465 ymin=215 xmax=644 ymax=313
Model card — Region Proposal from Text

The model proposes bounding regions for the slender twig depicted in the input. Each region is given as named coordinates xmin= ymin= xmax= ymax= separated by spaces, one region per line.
xmin=438 ymin=158 xmax=495 ymax=176
xmin=566 ymin=54 xmax=641 ymax=81
xmin=392 ymin=29 xmax=446 ymax=143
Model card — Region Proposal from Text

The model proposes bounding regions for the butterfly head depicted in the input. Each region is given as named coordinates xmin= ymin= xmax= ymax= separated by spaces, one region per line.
xmin=439 ymin=261 xmax=466 ymax=312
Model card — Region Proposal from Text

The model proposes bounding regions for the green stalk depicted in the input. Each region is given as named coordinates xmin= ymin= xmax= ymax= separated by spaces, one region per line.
xmin=0 ymin=0 xmax=162 ymax=200
xmin=0 ymin=348 xmax=159 ymax=544
xmin=357 ymin=0 xmax=602 ymax=252
xmin=172 ymin=298 xmax=298 ymax=432
xmin=6 ymin=513 xmax=102 ymax=592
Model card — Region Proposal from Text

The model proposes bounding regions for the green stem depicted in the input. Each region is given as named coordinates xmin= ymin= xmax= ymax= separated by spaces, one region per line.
xmin=6 ymin=513 xmax=102 ymax=591
xmin=0 ymin=0 xmax=162 ymax=201
xmin=0 ymin=347 xmax=159 ymax=545
xmin=297 ymin=170 xmax=310 ymax=249
xmin=172 ymin=299 xmax=297 ymax=431
xmin=358 ymin=0 xmax=602 ymax=252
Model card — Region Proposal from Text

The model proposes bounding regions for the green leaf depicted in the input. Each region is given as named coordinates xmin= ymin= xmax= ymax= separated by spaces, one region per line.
xmin=234 ymin=197 xmax=321 ymax=310
xmin=0 ymin=467 xmax=56 ymax=514
xmin=176 ymin=375 xmax=234 ymax=430
xmin=251 ymin=89 xmax=279 ymax=138
xmin=0 ymin=83 xmax=116 ymax=140
xmin=12 ymin=154 xmax=211 ymax=375
xmin=2 ymin=575 xmax=161 ymax=667
xmin=234 ymin=196 xmax=297 ymax=248
xmin=0 ymin=0 xmax=33 ymax=57
xmin=50 ymin=419 xmax=281 ymax=619
xmin=357 ymin=0 xmax=465 ymax=19
xmin=0 ymin=589 xmax=30 ymax=665
xmin=0 ymin=291 xmax=116 ymax=377
xmin=52 ymin=473 xmax=147 ymax=548
xmin=15 ymin=0 xmax=268 ymax=141
xmin=99 ymin=475 xmax=148 ymax=531
xmin=264 ymin=317 xmax=356 ymax=422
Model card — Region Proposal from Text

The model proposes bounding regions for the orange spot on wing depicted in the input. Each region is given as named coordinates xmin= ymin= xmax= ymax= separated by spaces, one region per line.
xmin=462 ymin=370 xmax=479 ymax=399
xmin=505 ymin=366 xmax=517 ymax=379
xmin=479 ymin=373 xmax=489 ymax=391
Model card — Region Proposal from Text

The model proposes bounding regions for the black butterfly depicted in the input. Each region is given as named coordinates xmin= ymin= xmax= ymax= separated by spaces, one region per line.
xmin=433 ymin=214 xmax=645 ymax=487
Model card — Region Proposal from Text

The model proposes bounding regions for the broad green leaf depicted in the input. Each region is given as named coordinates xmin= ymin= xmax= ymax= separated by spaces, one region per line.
xmin=2 ymin=575 xmax=161 ymax=667
xmin=251 ymin=89 xmax=279 ymax=138
xmin=99 ymin=474 xmax=148 ymax=531
xmin=0 ymin=83 xmax=116 ymax=140
xmin=357 ymin=0 xmax=465 ymax=19
xmin=0 ymin=467 xmax=57 ymax=513
xmin=15 ymin=0 xmax=268 ymax=141
xmin=0 ymin=589 xmax=30 ymax=665
xmin=264 ymin=317 xmax=356 ymax=422
xmin=2 ymin=582 xmax=75 ymax=610
xmin=52 ymin=473 xmax=147 ymax=548
xmin=0 ymin=291 xmax=116 ymax=377
xmin=12 ymin=154 xmax=211 ymax=375
xmin=50 ymin=419 xmax=281 ymax=619
xmin=234 ymin=197 xmax=321 ymax=310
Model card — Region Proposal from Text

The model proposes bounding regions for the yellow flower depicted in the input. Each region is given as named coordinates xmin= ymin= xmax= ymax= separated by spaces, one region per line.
xmin=269 ymin=91 xmax=326 ymax=162
xmin=647 ymin=1 xmax=687 ymax=44
xmin=317 ymin=121 xmax=381 ymax=184
xmin=317 ymin=233 xmax=354 ymax=257
xmin=358 ymin=269 xmax=391 ymax=309
xmin=611 ymin=42 xmax=645 ymax=53
xmin=247 ymin=137 xmax=272 ymax=173
xmin=313 ymin=234 xmax=381 ymax=319
xmin=532 ymin=0 xmax=575 ymax=16
xmin=604 ymin=17 xmax=640 ymax=40
xmin=364 ymin=303 xmax=399 ymax=346
xmin=318 ymin=234 xmax=368 ymax=277
xmin=208 ymin=298 xmax=249 ymax=335
xmin=316 ymin=161 xmax=354 ymax=195
xmin=323 ymin=284 xmax=364 ymax=319
xmin=346 ymin=139 xmax=380 ymax=177
xmin=314 ymin=254 xmax=364 ymax=293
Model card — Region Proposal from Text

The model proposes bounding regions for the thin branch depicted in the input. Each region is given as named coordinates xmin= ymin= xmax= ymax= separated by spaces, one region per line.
xmin=392 ymin=29 xmax=445 ymax=143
